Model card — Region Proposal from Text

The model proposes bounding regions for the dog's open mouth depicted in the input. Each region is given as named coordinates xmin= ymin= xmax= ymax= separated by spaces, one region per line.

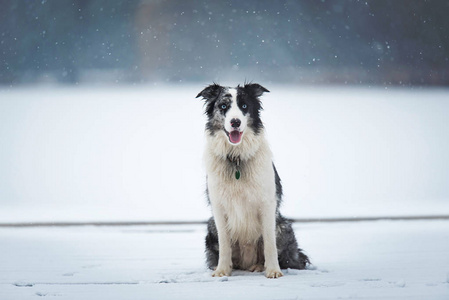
xmin=228 ymin=130 xmax=243 ymax=144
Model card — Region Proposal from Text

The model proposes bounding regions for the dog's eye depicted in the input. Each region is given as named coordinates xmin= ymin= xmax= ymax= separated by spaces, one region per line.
xmin=242 ymin=104 xmax=247 ymax=109
xmin=221 ymin=104 xmax=227 ymax=110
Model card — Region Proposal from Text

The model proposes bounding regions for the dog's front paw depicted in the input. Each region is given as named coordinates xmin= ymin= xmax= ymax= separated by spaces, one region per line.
xmin=265 ymin=268 xmax=283 ymax=279
xmin=212 ymin=267 xmax=231 ymax=277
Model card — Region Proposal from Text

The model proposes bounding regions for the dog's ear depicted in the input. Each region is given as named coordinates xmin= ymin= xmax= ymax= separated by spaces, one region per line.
xmin=243 ymin=83 xmax=270 ymax=98
xmin=196 ymin=83 xmax=223 ymax=101
xmin=197 ymin=83 xmax=223 ymax=117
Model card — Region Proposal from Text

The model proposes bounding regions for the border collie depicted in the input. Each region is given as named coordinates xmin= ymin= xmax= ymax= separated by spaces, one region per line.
xmin=196 ymin=83 xmax=310 ymax=278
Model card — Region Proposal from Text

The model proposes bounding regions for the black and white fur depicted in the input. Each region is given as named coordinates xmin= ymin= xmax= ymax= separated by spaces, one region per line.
xmin=197 ymin=83 xmax=310 ymax=278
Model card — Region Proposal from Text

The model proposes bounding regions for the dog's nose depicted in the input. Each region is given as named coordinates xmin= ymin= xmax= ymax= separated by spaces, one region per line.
xmin=231 ymin=118 xmax=241 ymax=128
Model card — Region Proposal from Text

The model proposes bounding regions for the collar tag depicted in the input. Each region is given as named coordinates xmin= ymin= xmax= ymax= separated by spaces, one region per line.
xmin=235 ymin=170 xmax=241 ymax=180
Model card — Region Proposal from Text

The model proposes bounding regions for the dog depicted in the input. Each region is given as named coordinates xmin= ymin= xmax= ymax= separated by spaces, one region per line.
xmin=196 ymin=83 xmax=310 ymax=278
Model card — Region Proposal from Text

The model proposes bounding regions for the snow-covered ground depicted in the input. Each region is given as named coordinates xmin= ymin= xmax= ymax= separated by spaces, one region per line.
xmin=0 ymin=85 xmax=448 ymax=223
xmin=1 ymin=220 xmax=448 ymax=299
xmin=1 ymin=84 xmax=448 ymax=298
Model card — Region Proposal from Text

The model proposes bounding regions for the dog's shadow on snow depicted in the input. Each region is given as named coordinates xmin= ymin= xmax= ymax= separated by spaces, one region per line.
xmin=157 ymin=265 xmax=322 ymax=284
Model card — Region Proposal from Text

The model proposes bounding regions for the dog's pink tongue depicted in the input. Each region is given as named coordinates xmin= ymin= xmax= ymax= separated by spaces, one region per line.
xmin=230 ymin=131 xmax=242 ymax=144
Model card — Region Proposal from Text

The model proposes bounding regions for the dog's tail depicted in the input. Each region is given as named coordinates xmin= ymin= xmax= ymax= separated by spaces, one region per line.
xmin=296 ymin=248 xmax=311 ymax=270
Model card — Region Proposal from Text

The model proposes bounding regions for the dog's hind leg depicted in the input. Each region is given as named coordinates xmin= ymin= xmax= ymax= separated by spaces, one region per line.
xmin=248 ymin=237 xmax=265 ymax=272
xmin=205 ymin=217 xmax=219 ymax=269
xmin=276 ymin=215 xmax=310 ymax=270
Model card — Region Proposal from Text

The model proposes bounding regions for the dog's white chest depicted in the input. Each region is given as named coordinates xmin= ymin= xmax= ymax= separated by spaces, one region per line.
xmin=211 ymin=180 xmax=264 ymax=242
xmin=207 ymin=158 xmax=276 ymax=243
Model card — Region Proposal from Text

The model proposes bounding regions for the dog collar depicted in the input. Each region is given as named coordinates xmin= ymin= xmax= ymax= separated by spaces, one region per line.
xmin=227 ymin=155 xmax=241 ymax=180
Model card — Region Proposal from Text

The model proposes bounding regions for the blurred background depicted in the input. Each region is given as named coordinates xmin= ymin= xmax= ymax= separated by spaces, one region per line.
xmin=1 ymin=0 xmax=448 ymax=223
xmin=1 ymin=0 xmax=449 ymax=86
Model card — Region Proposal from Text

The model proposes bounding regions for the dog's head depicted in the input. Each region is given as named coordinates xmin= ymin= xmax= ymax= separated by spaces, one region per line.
xmin=196 ymin=83 xmax=269 ymax=145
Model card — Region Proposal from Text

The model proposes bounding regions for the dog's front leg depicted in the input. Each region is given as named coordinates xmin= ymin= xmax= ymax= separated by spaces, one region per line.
xmin=261 ymin=203 xmax=283 ymax=278
xmin=211 ymin=205 xmax=232 ymax=277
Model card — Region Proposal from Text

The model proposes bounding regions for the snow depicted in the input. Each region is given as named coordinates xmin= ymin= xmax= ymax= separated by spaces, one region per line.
xmin=1 ymin=220 xmax=449 ymax=299
xmin=0 ymin=85 xmax=448 ymax=223
xmin=0 ymin=84 xmax=448 ymax=297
